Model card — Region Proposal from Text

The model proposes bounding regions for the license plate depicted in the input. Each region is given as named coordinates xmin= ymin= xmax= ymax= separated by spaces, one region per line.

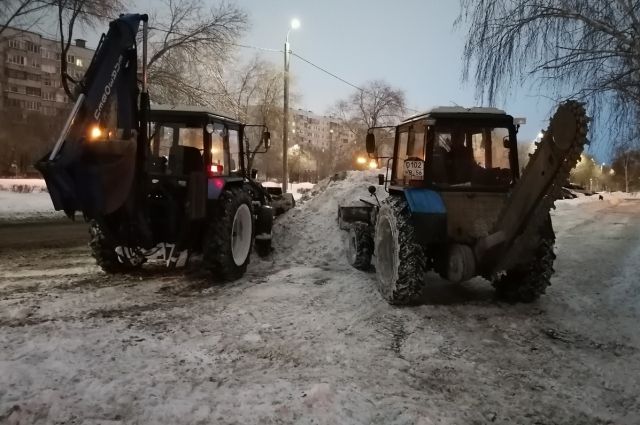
xmin=404 ymin=160 xmax=424 ymax=178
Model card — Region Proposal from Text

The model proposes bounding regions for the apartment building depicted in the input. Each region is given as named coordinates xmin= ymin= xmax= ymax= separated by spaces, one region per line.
xmin=0 ymin=26 xmax=94 ymax=118
xmin=290 ymin=108 xmax=358 ymax=153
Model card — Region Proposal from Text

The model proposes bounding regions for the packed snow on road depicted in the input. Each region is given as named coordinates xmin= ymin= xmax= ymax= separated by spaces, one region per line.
xmin=1 ymin=171 xmax=639 ymax=424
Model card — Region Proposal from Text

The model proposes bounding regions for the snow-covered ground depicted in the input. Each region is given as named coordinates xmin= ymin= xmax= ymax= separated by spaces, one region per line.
xmin=0 ymin=191 xmax=62 ymax=222
xmin=0 ymin=178 xmax=48 ymax=193
xmin=1 ymin=171 xmax=640 ymax=424
xmin=0 ymin=179 xmax=318 ymax=221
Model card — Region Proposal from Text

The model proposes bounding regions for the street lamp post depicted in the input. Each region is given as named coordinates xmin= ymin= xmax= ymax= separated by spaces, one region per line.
xmin=282 ymin=18 xmax=300 ymax=193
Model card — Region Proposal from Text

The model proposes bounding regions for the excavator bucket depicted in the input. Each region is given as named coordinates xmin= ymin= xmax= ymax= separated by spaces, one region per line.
xmin=36 ymin=138 xmax=136 ymax=218
xmin=34 ymin=13 xmax=147 ymax=219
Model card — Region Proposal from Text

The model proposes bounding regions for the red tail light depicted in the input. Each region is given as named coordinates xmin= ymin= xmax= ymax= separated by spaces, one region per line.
xmin=209 ymin=164 xmax=224 ymax=176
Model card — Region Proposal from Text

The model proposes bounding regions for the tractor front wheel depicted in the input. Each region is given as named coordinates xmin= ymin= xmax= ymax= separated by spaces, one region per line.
xmin=204 ymin=186 xmax=254 ymax=281
xmin=374 ymin=196 xmax=427 ymax=305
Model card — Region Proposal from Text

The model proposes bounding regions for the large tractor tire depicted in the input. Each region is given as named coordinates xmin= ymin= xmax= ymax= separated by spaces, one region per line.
xmin=374 ymin=196 xmax=427 ymax=305
xmin=89 ymin=220 xmax=144 ymax=273
xmin=204 ymin=185 xmax=254 ymax=281
xmin=493 ymin=220 xmax=556 ymax=303
xmin=346 ymin=222 xmax=373 ymax=271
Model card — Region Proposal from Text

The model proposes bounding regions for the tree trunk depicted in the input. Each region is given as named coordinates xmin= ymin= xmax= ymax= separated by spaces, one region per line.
xmin=624 ymin=156 xmax=629 ymax=193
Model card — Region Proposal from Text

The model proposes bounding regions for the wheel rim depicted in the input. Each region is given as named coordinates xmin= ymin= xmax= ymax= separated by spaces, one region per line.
xmin=231 ymin=204 xmax=252 ymax=266
xmin=376 ymin=215 xmax=396 ymax=289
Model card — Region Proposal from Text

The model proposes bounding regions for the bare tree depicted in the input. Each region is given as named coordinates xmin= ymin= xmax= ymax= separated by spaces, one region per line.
xmin=54 ymin=0 xmax=126 ymax=98
xmin=0 ymin=0 xmax=49 ymax=36
xmin=332 ymin=80 xmax=406 ymax=157
xmin=458 ymin=0 xmax=640 ymax=148
xmin=612 ymin=139 xmax=640 ymax=192
xmin=146 ymin=0 xmax=247 ymax=105
xmin=215 ymin=56 xmax=285 ymax=170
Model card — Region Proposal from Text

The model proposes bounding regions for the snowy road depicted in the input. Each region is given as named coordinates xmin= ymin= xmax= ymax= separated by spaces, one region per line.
xmin=1 ymin=195 xmax=639 ymax=424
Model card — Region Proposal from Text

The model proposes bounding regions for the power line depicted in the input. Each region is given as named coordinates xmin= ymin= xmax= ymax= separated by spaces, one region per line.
xmin=290 ymin=51 xmax=364 ymax=92
xmin=291 ymin=51 xmax=420 ymax=114
xmin=52 ymin=3 xmax=418 ymax=113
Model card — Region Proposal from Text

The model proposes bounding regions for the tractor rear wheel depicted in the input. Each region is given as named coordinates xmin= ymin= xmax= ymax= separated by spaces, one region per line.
xmin=89 ymin=220 xmax=144 ymax=273
xmin=347 ymin=222 xmax=373 ymax=271
xmin=204 ymin=185 xmax=254 ymax=281
xmin=493 ymin=226 xmax=556 ymax=303
xmin=374 ymin=196 xmax=427 ymax=305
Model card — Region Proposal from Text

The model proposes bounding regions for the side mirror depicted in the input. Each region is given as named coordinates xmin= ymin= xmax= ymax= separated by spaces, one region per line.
xmin=262 ymin=131 xmax=271 ymax=149
xmin=366 ymin=133 xmax=376 ymax=155
xmin=378 ymin=174 xmax=385 ymax=186
xmin=503 ymin=137 xmax=511 ymax=149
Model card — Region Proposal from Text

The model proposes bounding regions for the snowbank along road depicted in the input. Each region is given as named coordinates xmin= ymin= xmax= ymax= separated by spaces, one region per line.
xmin=1 ymin=172 xmax=639 ymax=424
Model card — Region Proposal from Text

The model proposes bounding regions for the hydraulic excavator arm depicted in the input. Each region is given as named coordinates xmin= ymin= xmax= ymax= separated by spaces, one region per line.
xmin=36 ymin=13 xmax=149 ymax=219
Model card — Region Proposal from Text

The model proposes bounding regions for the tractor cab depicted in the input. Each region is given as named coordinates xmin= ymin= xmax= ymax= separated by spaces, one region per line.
xmin=368 ymin=107 xmax=524 ymax=192
xmin=143 ymin=104 xmax=270 ymax=245
xmin=147 ymin=105 xmax=269 ymax=180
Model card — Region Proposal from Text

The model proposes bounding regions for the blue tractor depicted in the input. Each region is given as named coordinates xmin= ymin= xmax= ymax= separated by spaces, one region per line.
xmin=340 ymin=104 xmax=589 ymax=304
xmin=35 ymin=14 xmax=284 ymax=281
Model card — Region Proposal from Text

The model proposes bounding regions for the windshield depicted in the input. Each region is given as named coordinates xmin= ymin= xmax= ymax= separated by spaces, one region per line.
xmin=430 ymin=126 xmax=512 ymax=188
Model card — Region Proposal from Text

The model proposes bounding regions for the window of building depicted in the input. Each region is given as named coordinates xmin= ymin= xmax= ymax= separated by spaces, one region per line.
xmin=26 ymin=87 xmax=41 ymax=97
xmin=7 ymin=69 xmax=26 ymax=79
xmin=25 ymin=100 xmax=41 ymax=111
xmin=41 ymin=64 xmax=56 ymax=74
xmin=42 ymin=92 xmax=55 ymax=101
xmin=8 ymin=55 xmax=26 ymax=65
xmin=8 ymin=39 xmax=21 ymax=49
xmin=25 ymin=41 xmax=40 ymax=53
xmin=75 ymin=58 xmax=84 ymax=67
xmin=29 ymin=58 xmax=39 ymax=68
xmin=67 ymin=54 xmax=75 ymax=63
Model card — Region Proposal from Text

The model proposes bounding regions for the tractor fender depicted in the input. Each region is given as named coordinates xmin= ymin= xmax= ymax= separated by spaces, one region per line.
xmin=401 ymin=189 xmax=448 ymax=245
xmin=207 ymin=176 xmax=245 ymax=200
xmin=255 ymin=205 xmax=274 ymax=239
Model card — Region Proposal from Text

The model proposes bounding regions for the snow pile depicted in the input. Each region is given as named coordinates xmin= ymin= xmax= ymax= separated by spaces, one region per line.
xmin=272 ymin=170 xmax=386 ymax=265
xmin=261 ymin=181 xmax=315 ymax=201
xmin=0 ymin=178 xmax=48 ymax=193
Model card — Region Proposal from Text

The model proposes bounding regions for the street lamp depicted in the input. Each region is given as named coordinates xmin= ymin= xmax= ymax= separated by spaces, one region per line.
xmin=282 ymin=18 xmax=300 ymax=193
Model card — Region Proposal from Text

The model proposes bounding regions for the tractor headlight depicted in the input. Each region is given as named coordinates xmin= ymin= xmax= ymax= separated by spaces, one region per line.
xmin=368 ymin=159 xmax=378 ymax=169
xmin=89 ymin=126 xmax=103 ymax=140
xmin=356 ymin=156 xmax=367 ymax=165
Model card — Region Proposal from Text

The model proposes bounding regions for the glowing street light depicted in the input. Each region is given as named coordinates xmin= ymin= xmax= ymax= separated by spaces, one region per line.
xmin=290 ymin=18 xmax=301 ymax=30
xmin=368 ymin=159 xmax=378 ymax=169
xmin=356 ymin=156 xmax=367 ymax=165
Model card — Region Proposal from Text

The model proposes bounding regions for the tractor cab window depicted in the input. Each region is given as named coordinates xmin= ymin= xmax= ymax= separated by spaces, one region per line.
xmin=210 ymin=123 xmax=225 ymax=170
xmin=430 ymin=127 xmax=512 ymax=188
xmin=178 ymin=127 xmax=203 ymax=151
xmin=394 ymin=121 xmax=427 ymax=184
xmin=228 ymin=129 xmax=241 ymax=173
xmin=151 ymin=124 xmax=174 ymax=158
